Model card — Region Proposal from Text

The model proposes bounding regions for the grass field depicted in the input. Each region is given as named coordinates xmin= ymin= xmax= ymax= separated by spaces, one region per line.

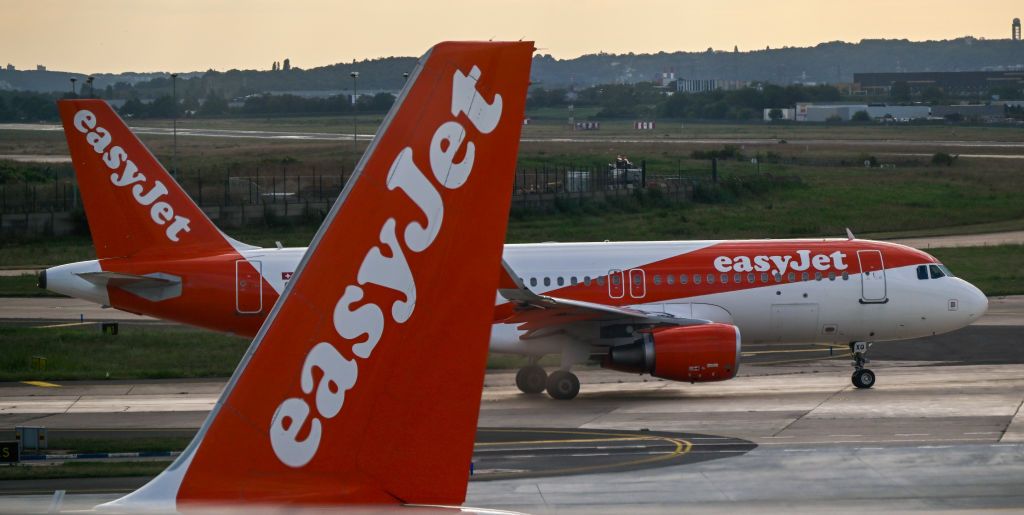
xmin=0 ymin=325 xmax=249 ymax=381
xmin=0 ymin=324 xmax=562 ymax=381
xmin=928 ymin=245 xmax=1024 ymax=297
xmin=0 ymin=274 xmax=57 ymax=297
xmin=0 ymin=461 xmax=167 ymax=481
xmin=46 ymin=437 xmax=192 ymax=454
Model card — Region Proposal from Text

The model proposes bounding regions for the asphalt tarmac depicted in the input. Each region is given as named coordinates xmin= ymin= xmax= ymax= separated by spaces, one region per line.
xmin=0 ymin=297 xmax=1021 ymax=512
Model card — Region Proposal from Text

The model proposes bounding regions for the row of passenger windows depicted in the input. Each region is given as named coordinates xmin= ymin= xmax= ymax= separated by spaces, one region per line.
xmin=527 ymin=270 xmax=851 ymax=288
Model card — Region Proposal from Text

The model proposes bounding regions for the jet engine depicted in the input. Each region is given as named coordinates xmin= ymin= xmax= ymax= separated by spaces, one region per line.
xmin=602 ymin=323 xmax=741 ymax=383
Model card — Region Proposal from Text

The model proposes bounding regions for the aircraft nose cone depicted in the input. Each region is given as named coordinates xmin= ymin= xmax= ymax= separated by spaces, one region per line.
xmin=963 ymin=283 xmax=988 ymax=321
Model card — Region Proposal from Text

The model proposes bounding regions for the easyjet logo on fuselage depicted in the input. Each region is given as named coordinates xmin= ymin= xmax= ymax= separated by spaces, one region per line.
xmin=72 ymin=110 xmax=191 ymax=242
xmin=268 ymin=65 xmax=503 ymax=468
xmin=713 ymin=250 xmax=849 ymax=275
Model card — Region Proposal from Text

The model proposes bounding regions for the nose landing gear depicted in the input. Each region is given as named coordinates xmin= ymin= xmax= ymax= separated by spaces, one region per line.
xmin=850 ymin=341 xmax=876 ymax=389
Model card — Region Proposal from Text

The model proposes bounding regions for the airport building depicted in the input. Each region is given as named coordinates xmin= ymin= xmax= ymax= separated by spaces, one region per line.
xmin=675 ymin=78 xmax=751 ymax=93
xmin=853 ymin=71 xmax=1024 ymax=97
xmin=793 ymin=103 xmax=931 ymax=122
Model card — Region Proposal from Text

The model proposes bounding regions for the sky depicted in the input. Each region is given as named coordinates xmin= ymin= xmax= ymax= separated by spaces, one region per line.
xmin=4 ymin=0 xmax=1022 ymax=73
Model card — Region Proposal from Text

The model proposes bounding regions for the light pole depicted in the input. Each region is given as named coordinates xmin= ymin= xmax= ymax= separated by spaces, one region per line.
xmin=69 ymin=78 xmax=77 ymax=96
xmin=170 ymin=73 xmax=178 ymax=178
xmin=85 ymin=76 xmax=94 ymax=97
xmin=350 ymin=71 xmax=359 ymax=149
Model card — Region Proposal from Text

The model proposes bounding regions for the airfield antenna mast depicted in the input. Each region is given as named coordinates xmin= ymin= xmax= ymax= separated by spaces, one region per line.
xmin=171 ymin=73 xmax=178 ymax=178
xmin=350 ymin=70 xmax=359 ymax=151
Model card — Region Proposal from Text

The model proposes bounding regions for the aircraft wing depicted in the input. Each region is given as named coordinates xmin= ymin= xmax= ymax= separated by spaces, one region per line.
xmin=497 ymin=260 xmax=708 ymax=338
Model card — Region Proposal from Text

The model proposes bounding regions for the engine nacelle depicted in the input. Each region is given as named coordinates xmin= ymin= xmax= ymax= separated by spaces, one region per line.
xmin=602 ymin=323 xmax=741 ymax=383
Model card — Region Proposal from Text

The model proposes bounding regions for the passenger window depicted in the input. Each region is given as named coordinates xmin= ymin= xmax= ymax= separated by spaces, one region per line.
xmin=706 ymin=274 xmax=715 ymax=284
xmin=828 ymin=272 xmax=836 ymax=281
xmin=734 ymin=273 xmax=741 ymax=284
xmin=584 ymin=276 xmax=592 ymax=286
xmin=787 ymin=272 xmax=795 ymax=282
xmin=842 ymin=271 xmax=849 ymax=281
xmin=917 ymin=265 xmax=928 ymax=280
xmin=693 ymin=274 xmax=702 ymax=285
xmin=570 ymin=276 xmax=578 ymax=286
xmin=680 ymin=274 xmax=689 ymax=285
xmin=815 ymin=272 xmax=823 ymax=281
xmin=747 ymin=273 xmax=755 ymax=284
xmin=721 ymin=274 xmax=729 ymax=284
xmin=544 ymin=277 xmax=551 ymax=286
xmin=801 ymin=272 xmax=809 ymax=282
xmin=653 ymin=275 xmax=662 ymax=285
xmin=667 ymin=275 xmax=675 ymax=285
xmin=772 ymin=271 xmax=782 ymax=283
xmin=557 ymin=277 xmax=564 ymax=286
xmin=760 ymin=273 xmax=769 ymax=283
xmin=929 ymin=265 xmax=945 ymax=279
xmin=530 ymin=277 xmax=537 ymax=287
xmin=597 ymin=276 xmax=606 ymax=286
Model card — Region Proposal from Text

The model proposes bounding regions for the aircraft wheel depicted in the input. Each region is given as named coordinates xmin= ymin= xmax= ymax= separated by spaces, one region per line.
xmin=515 ymin=365 xmax=547 ymax=394
xmin=852 ymin=368 xmax=876 ymax=389
xmin=546 ymin=370 xmax=580 ymax=400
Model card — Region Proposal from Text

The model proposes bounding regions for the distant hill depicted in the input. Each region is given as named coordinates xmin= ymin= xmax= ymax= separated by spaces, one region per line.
xmin=3 ymin=37 xmax=1022 ymax=97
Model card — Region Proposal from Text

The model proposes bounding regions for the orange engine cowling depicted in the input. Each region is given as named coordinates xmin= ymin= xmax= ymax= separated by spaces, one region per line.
xmin=602 ymin=323 xmax=741 ymax=383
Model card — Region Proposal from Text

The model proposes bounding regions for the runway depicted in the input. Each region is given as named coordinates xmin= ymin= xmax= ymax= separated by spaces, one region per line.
xmin=0 ymin=296 xmax=1022 ymax=512
xmin=2 ymin=352 xmax=1024 ymax=511
xmin=5 ymin=122 xmax=1024 ymax=150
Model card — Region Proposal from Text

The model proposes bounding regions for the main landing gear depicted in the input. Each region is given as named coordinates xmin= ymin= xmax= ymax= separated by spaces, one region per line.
xmin=515 ymin=364 xmax=580 ymax=400
xmin=850 ymin=341 xmax=876 ymax=389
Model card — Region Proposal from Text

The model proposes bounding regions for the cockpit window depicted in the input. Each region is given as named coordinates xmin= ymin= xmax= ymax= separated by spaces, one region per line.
xmin=938 ymin=264 xmax=955 ymax=278
xmin=917 ymin=265 xmax=929 ymax=280
xmin=929 ymin=264 xmax=945 ymax=279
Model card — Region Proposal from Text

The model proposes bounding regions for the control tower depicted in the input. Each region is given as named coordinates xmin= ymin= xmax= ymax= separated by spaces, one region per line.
xmin=1014 ymin=18 xmax=1021 ymax=41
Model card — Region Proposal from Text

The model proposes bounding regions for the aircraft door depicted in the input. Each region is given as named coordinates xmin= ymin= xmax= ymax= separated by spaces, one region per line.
xmin=236 ymin=259 xmax=263 ymax=314
xmin=608 ymin=269 xmax=624 ymax=299
xmin=857 ymin=250 xmax=887 ymax=303
xmin=628 ymin=268 xmax=646 ymax=299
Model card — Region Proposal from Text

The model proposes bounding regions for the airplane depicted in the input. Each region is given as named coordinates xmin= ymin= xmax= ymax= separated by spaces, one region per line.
xmin=90 ymin=39 xmax=534 ymax=510
xmin=45 ymin=78 xmax=989 ymax=405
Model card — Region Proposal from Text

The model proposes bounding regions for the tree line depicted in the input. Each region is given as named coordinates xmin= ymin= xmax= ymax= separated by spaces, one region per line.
xmin=0 ymin=89 xmax=397 ymax=121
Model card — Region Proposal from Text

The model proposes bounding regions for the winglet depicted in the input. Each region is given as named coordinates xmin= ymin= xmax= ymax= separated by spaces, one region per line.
xmin=99 ymin=41 xmax=534 ymax=510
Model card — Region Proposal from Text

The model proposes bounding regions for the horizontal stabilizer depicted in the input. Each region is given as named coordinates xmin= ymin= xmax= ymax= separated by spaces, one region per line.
xmin=77 ymin=271 xmax=182 ymax=302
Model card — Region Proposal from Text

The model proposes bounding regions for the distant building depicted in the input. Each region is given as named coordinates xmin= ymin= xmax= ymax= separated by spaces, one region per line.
xmin=854 ymin=71 xmax=1024 ymax=97
xmin=5 ymin=64 xmax=13 ymax=71
xmin=272 ymin=61 xmax=279 ymax=71
xmin=675 ymin=78 xmax=749 ymax=93
xmin=794 ymin=103 xmax=930 ymax=122
xmin=1014 ymin=18 xmax=1021 ymax=41
xmin=660 ymin=70 xmax=675 ymax=88
xmin=283 ymin=58 xmax=291 ymax=71
xmin=763 ymin=108 xmax=796 ymax=121
xmin=35 ymin=64 xmax=46 ymax=71
xmin=932 ymin=104 xmax=1005 ymax=121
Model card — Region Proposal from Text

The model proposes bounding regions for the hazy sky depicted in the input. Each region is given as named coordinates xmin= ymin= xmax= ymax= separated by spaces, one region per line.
xmin=5 ymin=0 xmax=1021 ymax=73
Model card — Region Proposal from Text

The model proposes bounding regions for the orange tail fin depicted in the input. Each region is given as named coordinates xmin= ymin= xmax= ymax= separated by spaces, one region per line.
xmin=58 ymin=100 xmax=239 ymax=259
xmin=101 ymin=41 xmax=533 ymax=510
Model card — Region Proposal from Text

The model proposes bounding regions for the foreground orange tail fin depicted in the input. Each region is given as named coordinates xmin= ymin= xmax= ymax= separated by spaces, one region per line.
xmin=101 ymin=41 xmax=533 ymax=510
xmin=58 ymin=100 xmax=236 ymax=259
